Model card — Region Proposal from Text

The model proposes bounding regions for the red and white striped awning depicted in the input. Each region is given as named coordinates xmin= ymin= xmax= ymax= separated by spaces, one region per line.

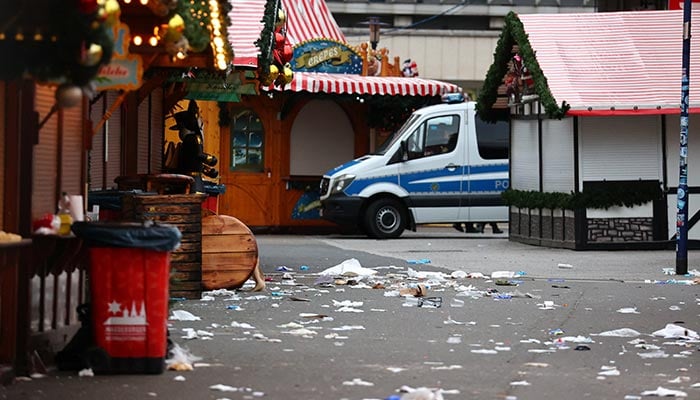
xmin=227 ymin=0 xmax=346 ymax=68
xmin=519 ymin=10 xmax=700 ymax=115
xmin=266 ymin=72 xmax=462 ymax=97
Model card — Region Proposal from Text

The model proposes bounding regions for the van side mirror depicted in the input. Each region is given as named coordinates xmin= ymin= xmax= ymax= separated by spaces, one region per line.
xmin=400 ymin=140 xmax=409 ymax=161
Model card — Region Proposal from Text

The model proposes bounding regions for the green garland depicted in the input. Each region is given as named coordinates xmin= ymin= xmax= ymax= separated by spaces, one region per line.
xmin=476 ymin=11 xmax=569 ymax=122
xmin=255 ymin=0 xmax=279 ymax=78
xmin=502 ymin=183 xmax=663 ymax=210
xmin=0 ymin=1 xmax=114 ymax=86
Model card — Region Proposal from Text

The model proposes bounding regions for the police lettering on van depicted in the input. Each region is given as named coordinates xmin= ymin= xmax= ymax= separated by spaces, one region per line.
xmin=319 ymin=93 xmax=509 ymax=238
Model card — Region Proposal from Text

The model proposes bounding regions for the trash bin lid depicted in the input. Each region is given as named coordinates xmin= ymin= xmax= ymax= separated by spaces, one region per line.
xmin=71 ymin=221 xmax=182 ymax=251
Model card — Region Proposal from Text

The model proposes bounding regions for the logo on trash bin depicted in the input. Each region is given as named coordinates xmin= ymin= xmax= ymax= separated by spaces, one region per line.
xmin=104 ymin=300 xmax=148 ymax=341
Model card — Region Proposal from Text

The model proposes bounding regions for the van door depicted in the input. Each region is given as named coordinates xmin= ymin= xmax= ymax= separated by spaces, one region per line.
xmin=398 ymin=113 xmax=465 ymax=223
xmin=459 ymin=113 xmax=510 ymax=222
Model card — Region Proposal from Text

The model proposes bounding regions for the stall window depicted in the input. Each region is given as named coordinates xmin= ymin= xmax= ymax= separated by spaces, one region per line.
xmin=230 ymin=109 xmax=264 ymax=172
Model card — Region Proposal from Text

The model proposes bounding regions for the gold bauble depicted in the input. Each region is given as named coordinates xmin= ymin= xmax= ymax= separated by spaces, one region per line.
xmin=80 ymin=43 xmax=103 ymax=67
xmin=269 ymin=64 xmax=280 ymax=81
xmin=283 ymin=66 xmax=293 ymax=84
xmin=275 ymin=8 xmax=287 ymax=29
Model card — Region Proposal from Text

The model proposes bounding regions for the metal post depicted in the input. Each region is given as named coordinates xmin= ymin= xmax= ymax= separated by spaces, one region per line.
xmin=676 ymin=0 xmax=692 ymax=275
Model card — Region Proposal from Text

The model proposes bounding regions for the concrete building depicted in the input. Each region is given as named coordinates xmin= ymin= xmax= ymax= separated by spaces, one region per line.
xmin=325 ymin=0 xmax=667 ymax=92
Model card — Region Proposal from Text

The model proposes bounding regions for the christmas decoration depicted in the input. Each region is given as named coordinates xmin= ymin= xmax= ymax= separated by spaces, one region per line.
xmin=55 ymin=83 xmax=84 ymax=108
xmin=476 ymin=11 xmax=569 ymax=122
xmin=0 ymin=0 xmax=118 ymax=89
xmin=256 ymin=1 xmax=293 ymax=88
xmin=401 ymin=59 xmax=418 ymax=77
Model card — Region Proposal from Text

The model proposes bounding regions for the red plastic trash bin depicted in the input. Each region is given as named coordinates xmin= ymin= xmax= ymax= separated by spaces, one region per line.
xmin=72 ymin=221 xmax=181 ymax=374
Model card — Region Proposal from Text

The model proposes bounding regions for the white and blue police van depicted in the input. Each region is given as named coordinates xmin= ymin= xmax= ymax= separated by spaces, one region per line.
xmin=319 ymin=93 xmax=509 ymax=238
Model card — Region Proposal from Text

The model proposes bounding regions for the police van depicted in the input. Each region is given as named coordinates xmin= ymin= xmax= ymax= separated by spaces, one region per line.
xmin=319 ymin=93 xmax=509 ymax=238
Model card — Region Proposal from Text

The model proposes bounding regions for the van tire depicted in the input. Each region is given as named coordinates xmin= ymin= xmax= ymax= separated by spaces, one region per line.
xmin=365 ymin=198 xmax=406 ymax=239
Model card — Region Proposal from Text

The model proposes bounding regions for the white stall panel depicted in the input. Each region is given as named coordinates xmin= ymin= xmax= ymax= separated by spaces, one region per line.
xmin=511 ymin=119 xmax=539 ymax=191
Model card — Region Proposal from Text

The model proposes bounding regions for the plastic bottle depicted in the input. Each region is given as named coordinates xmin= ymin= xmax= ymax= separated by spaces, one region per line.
xmin=57 ymin=192 xmax=73 ymax=235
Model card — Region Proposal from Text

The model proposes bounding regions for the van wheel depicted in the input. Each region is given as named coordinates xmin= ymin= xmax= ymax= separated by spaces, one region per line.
xmin=365 ymin=198 xmax=406 ymax=239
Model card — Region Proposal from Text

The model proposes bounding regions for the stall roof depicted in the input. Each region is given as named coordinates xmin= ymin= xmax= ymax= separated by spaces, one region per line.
xmin=227 ymin=0 xmax=345 ymax=68
xmin=477 ymin=10 xmax=700 ymax=119
xmin=226 ymin=0 xmax=460 ymax=97
xmin=267 ymin=71 xmax=462 ymax=96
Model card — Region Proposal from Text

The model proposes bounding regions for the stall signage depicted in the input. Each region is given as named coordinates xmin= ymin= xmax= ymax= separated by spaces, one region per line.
xmin=292 ymin=40 xmax=362 ymax=74
xmin=96 ymin=22 xmax=143 ymax=91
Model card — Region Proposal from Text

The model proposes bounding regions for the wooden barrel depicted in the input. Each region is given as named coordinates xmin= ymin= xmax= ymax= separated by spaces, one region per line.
xmin=201 ymin=215 xmax=258 ymax=290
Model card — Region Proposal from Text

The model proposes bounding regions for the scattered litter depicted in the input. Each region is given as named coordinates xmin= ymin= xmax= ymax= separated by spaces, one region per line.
xmin=538 ymin=301 xmax=556 ymax=310
xmin=406 ymin=258 xmax=431 ymax=264
xmin=342 ymin=378 xmax=374 ymax=386
xmin=170 ymin=310 xmax=201 ymax=321
xmin=210 ymin=384 xmax=237 ymax=392
xmin=387 ymin=367 xmax=406 ymax=373
xmin=403 ymin=296 xmax=442 ymax=308
xmin=231 ymin=321 xmax=255 ymax=329
xmin=557 ymin=263 xmax=574 ymax=269
xmin=166 ymin=343 xmax=202 ymax=371
xmin=275 ymin=266 xmax=291 ymax=271
xmin=491 ymin=271 xmax=525 ymax=279
xmin=450 ymin=298 xmax=465 ymax=308
xmin=446 ymin=336 xmax=462 ymax=344
xmin=451 ymin=270 xmax=468 ymax=279
xmin=617 ymin=307 xmax=640 ymax=314
xmin=638 ymin=350 xmax=669 ymax=359
xmin=599 ymin=366 xmax=620 ymax=376
xmin=640 ymin=386 xmax=687 ymax=397
xmin=510 ymin=381 xmax=531 ymax=386
xmin=594 ymin=328 xmax=641 ymax=337
xmin=173 ymin=375 xmax=186 ymax=381
xmin=226 ymin=305 xmax=242 ymax=310
xmin=319 ymin=258 xmax=378 ymax=277
xmin=289 ymin=296 xmax=311 ymax=302
xmin=299 ymin=265 xmax=309 ymax=271
xmin=283 ymin=328 xmax=317 ymax=337
xmin=395 ymin=386 xmax=446 ymax=400
xmin=652 ymin=323 xmax=699 ymax=340
xmin=471 ymin=349 xmax=498 ymax=354
xmin=444 ymin=317 xmax=466 ymax=325
xmin=400 ymin=284 xmax=427 ymax=297
xmin=331 ymin=325 xmax=365 ymax=331
xmin=574 ymin=345 xmax=591 ymax=351
xmin=78 ymin=368 xmax=94 ymax=377
xmin=407 ymin=268 xmax=447 ymax=280
xmin=523 ymin=362 xmax=549 ymax=368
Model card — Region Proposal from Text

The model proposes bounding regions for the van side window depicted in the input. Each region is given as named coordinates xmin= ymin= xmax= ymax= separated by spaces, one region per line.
xmin=475 ymin=116 xmax=509 ymax=160
xmin=407 ymin=115 xmax=460 ymax=159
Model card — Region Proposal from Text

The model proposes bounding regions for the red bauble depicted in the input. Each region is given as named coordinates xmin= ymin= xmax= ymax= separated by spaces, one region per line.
xmin=282 ymin=43 xmax=293 ymax=64
xmin=78 ymin=0 xmax=99 ymax=14
xmin=275 ymin=32 xmax=285 ymax=48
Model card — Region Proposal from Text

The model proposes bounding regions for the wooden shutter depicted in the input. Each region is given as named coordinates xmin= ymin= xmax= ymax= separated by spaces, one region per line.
xmin=137 ymin=94 xmax=150 ymax=173
xmin=61 ymin=100 xmax=84 ymax=196
xmin=105 ymin=91 xmax=122 ymax=188
xmin=150 ymin=88 xmax=164 ymax=172
xmin=89 ymin=95 xmax=106 ymax=190
xmin=32 ymin=84 xmax=59 ymax=218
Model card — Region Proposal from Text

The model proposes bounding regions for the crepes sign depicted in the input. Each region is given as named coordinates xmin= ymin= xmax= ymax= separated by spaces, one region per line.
xmin=292 ymin=40 xmax=362 ymax=74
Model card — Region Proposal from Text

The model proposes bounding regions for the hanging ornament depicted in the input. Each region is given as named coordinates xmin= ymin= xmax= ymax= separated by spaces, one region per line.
xmin=78 ymin=0 xmax=99 ymax=15
xmin=275 ymin=8 xmax=287 ymax=30
xmin=56 ymin=84 xmax=83 ymax=108
xmin=269 ymin=64 xmax=280 ymax=81
xmin=282 ymin=64 xmax=294 ymax=84
xmin=282 ymin=43 xmax=293 ymax=64
xmin=79 ymin=43 xmax=104 ymax=67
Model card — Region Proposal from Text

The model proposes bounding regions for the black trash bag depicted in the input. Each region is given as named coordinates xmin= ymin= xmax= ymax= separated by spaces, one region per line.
xmin=71 ymin=221 xmax=182 ymax=252
xmin=55 ymin=304 xmax=94 ymax=371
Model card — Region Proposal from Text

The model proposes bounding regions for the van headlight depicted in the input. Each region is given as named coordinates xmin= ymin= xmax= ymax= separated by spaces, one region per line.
xmin=330 ymin=174 xmax=355 ymax=195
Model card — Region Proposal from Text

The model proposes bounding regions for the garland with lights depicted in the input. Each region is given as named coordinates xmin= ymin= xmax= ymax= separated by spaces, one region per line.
xmin=175 ymin=0 xmax=232 ymax=56
xmin=476 ymin=11 xmax=569 ymax=122
xmin=0 ymin=0 xmax=117 ymax=88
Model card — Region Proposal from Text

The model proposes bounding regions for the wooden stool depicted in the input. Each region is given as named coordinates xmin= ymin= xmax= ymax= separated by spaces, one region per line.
xmin=201 ymin=215 xmax=264 ymax=291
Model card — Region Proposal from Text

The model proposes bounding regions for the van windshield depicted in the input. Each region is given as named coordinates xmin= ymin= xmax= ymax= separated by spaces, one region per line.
xmin=372 ymin=114 xmax=420 ymax=155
